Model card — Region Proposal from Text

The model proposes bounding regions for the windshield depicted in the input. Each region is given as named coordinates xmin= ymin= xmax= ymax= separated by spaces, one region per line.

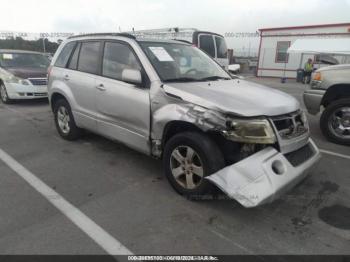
xmin=140 ymin=42 xmax=231 ymax=82
xmin=0 ymin=52 xmax=50 ymax=68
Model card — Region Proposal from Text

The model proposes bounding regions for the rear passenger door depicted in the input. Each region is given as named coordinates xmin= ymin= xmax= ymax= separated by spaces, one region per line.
xmin=65 ymin=41 xmax=102 ymax=131
xmin=95 ymin=41 xmax=151 ymax=154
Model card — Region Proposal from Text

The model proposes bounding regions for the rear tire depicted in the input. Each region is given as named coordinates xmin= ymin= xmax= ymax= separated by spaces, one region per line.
xmin=0 ymin=83 xmax=12 ymax=104
xmin=53 ymin=99 xmax=82 ymax=140
xmin=163 ymin=132 xmax=225 ymax=199
xmin=320 ymin=98 xmax=350 ymax=145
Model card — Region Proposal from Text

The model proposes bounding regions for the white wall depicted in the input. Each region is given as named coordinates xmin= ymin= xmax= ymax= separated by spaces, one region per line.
xmin=257 ymin=24 xmax=350 ymax=78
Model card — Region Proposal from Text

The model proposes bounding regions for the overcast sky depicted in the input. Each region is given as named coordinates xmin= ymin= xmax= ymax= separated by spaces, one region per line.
xmin=1 ymin=0 xmax=350 ymax=51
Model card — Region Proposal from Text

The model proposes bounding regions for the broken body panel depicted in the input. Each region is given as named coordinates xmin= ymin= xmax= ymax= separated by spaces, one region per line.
xmin=206 ymin=140 xmax=320 ymax=207
xmin=150 ymin=78 xmax=320 ymax=207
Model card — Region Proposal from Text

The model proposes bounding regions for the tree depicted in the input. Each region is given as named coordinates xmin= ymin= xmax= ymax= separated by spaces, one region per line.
xmin=0 ymin=37 xmax=59 ymax=53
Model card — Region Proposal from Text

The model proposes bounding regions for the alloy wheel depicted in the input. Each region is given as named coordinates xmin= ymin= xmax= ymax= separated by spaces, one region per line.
xmin=170 ymin=145 xmax=204 ymax=190
xmin=0 ymin=85 xmax=8 ymax=102
xmin=328 ymin=106 xmax=350 ymax=139
xmin=57 ymin=106 xmax=71 ymax=134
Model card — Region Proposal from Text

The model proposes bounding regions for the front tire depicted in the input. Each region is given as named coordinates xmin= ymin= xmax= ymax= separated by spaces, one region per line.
xmin=53 ymin=99 xmax=82 ymax=140
xmin=0 ymin=83 xmax=12 ymax=104
xmin=320 ymin=98 xmax=350 ymax=145
xmin=163 ymin=132 xmax=225 ymax=199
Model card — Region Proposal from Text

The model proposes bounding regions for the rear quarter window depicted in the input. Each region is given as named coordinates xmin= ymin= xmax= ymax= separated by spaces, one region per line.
xmin=54 ymin=42 xmax=76 ymax=68
xmin=68 ymin=43 xmax=81 ymax=70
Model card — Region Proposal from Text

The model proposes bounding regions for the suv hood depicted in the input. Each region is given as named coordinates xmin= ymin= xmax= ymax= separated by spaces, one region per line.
xmin=6 ymin=67 xmax=48 ymax=79
xmin=316 ymin=64 xmax=350 ymax=72
xmin=163 ymin=79 xmax=300 ymax=117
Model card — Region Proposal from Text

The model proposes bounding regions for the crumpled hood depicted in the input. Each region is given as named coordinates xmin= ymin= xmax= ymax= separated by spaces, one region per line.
xmin=163 ymin=79 xmax=300 ymax=117
xmin=6 ymin=67 xmax=47 ymax=79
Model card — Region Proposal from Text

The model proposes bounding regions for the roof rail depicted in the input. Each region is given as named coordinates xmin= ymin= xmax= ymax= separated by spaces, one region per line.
xmin=68 ymin=33 xmax=136 ymax=40
xmin=126 ymin=27 xmax=198 ymax=33
xmin=172 ymin=39 xmax=192 ymax=44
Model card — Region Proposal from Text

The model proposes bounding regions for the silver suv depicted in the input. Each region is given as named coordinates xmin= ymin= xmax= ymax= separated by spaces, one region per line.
xmin=48 ymin=33 xmax=320 ymax=207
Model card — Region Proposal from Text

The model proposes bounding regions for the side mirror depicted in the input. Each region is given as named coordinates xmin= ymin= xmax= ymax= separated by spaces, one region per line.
xmin=121 ymin=69 xmax=142 ymax=85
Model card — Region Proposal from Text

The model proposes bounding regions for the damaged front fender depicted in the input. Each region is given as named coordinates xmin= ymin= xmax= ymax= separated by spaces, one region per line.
xmin=152 ymin=103 xmax=227 ymax=140
xmin=206 ymin=139 xmax=321 ymax=208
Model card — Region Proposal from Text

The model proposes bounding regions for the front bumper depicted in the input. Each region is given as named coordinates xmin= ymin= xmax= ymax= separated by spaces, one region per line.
xmin=5 ymin=83 xmax=48 ymax=99
xmin=206 ymin=139 xmax=320 ymax=208
xmin=303 ymin=89 xmax=325 ymax=115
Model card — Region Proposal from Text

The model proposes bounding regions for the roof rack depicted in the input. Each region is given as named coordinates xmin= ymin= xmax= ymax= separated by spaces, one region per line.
xmin=125 ymin=27 xmax=197 ymax=40
xmin=68 ymin=33 xmax=136 ymax=40
xmin=171 ymin=39 xmax=192 ymax=44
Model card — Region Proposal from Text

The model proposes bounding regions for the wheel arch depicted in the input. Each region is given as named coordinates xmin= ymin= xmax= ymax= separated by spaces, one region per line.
xmin=50 ymin=92 xmax=68 ymax=112
xmin=161 ymin=120 xmax=240 ymax=165
xmin=162 ymin=120 xmax=202 ymax=148
xmin=321 ymin=84 xmax=350 ymax=107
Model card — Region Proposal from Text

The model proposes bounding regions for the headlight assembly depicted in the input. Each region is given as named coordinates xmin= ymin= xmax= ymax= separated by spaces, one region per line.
xmin=313 ymin=72 xmax=322 ymax=81
xmin=223 ymin=118 xmax=276 ymax=144
xmin=5 ymin=75 xmax=31 ymax=85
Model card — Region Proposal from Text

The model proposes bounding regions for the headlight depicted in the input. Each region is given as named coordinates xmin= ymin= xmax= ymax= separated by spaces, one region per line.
xmin=223 ymin=118 xmax=276 ymax=144
xmin=5 ymin=75 xmax=31 ymax=85
xmin=313 ymin=72 xmax=322 ymax=81
xmin=300 ymin=110 xmax=309 ymax=129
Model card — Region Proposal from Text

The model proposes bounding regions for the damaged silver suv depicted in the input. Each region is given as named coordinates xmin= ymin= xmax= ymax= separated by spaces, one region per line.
xmin=48 ymin=33 xmax=320 ymax=207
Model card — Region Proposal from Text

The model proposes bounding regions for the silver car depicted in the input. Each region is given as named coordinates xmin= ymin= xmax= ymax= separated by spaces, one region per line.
xmin=48 ymin=33 xmax=320 ymax=207
xmin=0 ymin=50 xmax=50 ymax=103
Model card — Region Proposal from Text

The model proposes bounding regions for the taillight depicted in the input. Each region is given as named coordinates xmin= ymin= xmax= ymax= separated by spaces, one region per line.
xmin=47 ymin=65 xmax=53 ymax=79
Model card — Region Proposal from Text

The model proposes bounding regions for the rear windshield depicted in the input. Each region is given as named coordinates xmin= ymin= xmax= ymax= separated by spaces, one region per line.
xmin=215 ymin=36 xmax=228 ymax=59
xmin=0 ymin=52 xmax=50 ymax=68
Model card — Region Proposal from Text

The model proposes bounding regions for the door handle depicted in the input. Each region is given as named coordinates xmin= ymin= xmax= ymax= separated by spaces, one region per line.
xmin=63 ymin=75 xmax=70 ymax=81
xmin=96 ymin=84 xmax=106 ymax=91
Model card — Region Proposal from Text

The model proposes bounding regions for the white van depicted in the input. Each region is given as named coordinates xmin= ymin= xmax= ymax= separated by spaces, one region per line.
xmin=129 ymin=28 xmax=229 ymax=69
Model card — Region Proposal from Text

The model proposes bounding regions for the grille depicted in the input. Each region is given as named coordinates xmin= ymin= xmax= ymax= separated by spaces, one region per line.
xmin=28 ymin=78 xmax=47 ymax=86
xmin=272 ymin=112 xmax=308 ymax=140
xmin=284 ymin=143 xmax=314 ymax=166
xmin=34 ymin=92 xmax=48 ymax=97
xmin=24 ymin=92 xmax=47 ymax=97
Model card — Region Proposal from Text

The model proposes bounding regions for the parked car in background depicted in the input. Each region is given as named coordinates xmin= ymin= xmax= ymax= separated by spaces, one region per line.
xmin=43 ymin=53 xmax=54 ymax=61
xmin=129 ymin=28 xmax=229 ymax=69
xmin=48 ymin=33 xmax=320 ymax=207
xmin=304 ymin=64 xmax=350 ymax=145
xmin=0 ymin=50 xmax=50 ymax=103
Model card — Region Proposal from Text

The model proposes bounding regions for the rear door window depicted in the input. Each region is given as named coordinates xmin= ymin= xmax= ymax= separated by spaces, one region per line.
xmin=55 ymin=42 xmax=76 ymax=68
xmin=199 ymin=35 xmax=215 ymax=58
xmin=77 ymin=41 xmax=101 ymax=74
xmin=215 ymin=36 xmax=228 ymax=59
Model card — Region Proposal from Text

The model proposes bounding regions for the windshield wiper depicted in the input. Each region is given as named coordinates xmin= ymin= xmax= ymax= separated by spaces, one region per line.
xmin=198 ymin=76 xmax=231 ymax=81
xmin=163 ymin=77 xmax=199 ymax=83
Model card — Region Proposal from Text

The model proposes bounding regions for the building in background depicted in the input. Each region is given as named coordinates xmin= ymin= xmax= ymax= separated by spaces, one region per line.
xmin=256 ymin=23 xmax=350 ymax=78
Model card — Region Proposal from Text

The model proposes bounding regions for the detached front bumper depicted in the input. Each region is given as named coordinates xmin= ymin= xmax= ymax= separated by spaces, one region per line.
xmin=206 ymin=139 xmax=320 ymax=208
xmin=5 ymin=83 xmax=48 ymax=99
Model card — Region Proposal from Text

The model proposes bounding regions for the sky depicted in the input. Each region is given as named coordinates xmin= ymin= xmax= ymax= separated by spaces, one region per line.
xmin=1 ymin=0 xmax=350 ymax=52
